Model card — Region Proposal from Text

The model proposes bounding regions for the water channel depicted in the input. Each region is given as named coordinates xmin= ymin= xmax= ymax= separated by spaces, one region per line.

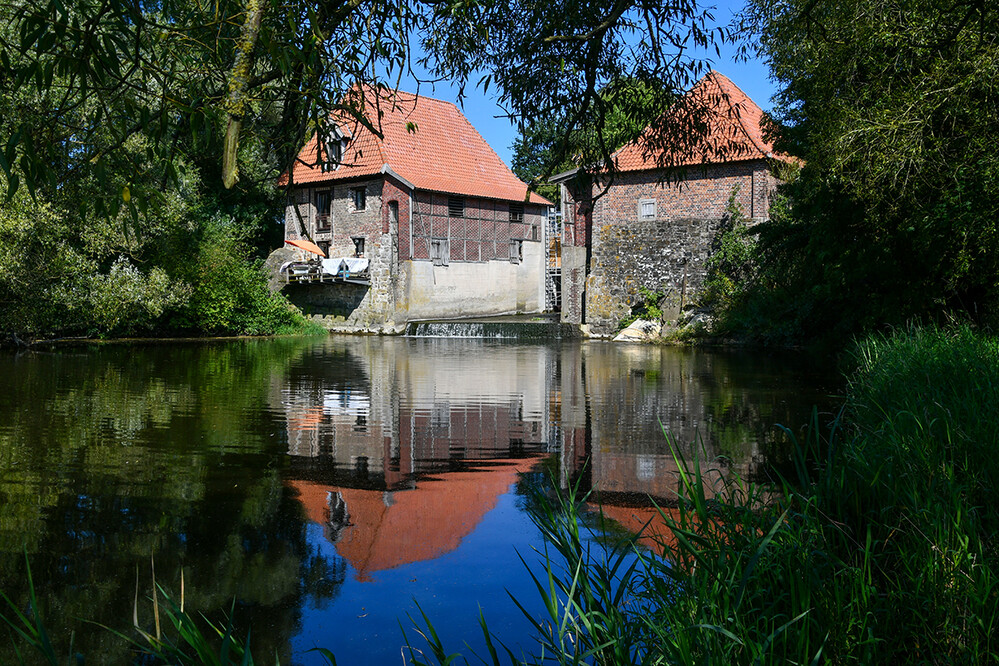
xmin=0 ymin=336 xmax=840 ymax=663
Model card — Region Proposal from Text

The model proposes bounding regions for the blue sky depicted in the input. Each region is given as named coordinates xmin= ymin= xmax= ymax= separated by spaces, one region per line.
xmin=397 ymin=0 xmax=775 ymax=166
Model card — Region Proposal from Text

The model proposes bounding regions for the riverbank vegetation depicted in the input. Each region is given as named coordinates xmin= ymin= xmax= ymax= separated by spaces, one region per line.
xmin=404 ymin=324 xmax=997 ymax=664
xmin=0 ymin=171 xmax=313 ymax=342
xmin=0 ymin=0 xmax=724 ymax=343
xmin=702 ymin=0 xmax=999 ymax=347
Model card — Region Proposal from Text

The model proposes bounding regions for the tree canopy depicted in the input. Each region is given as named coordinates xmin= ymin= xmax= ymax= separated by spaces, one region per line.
xmin=725 ymin=0 xmax=999 ymax=342
xmin=1 ymin=0 xmax=725 ymax=210
xmin=0 ymin=0 xmax=729 ymax=340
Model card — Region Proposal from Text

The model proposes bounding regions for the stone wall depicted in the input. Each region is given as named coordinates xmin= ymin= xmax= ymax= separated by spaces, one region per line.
xmin=284 ymin=177 xmax=385 ymax=256
xmin=585 ymin=216 xmax=726 ymax=334
xmin=561 ymin=246 xmax=588 ymax=326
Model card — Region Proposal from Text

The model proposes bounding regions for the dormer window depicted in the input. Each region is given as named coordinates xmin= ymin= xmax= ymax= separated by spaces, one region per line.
xmin=319 ymin=125 xmax=351 ymax=172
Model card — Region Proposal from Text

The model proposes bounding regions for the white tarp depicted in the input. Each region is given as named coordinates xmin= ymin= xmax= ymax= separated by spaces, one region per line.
xmin=321 ymin=258 xmax=342 ymax=275
xmin=340 ymin=258 xmax=369 ymax=274
xmin=320 ymin=257 xmax=369 ymax=276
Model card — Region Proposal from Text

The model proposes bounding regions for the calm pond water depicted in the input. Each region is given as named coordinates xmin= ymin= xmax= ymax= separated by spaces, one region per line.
xmin=0 ymin=336 xmax=839 ymax=663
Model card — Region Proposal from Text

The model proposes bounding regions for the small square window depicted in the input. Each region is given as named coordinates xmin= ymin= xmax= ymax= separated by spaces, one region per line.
xmin=448 ymin=196 xmax=465 ymax=218
xmin=509 ymin=203 xmax=524 ymax=223
xmin=639 ymin=199 xmax=657 ymax=220
xmin=351 ymin=186 xmax=366 ymax=211
xmin=352 ymin=236 xmax=365 ymax=257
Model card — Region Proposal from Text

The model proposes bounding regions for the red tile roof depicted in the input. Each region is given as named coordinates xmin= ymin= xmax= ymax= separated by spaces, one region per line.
xmin=281 ymin=87 xmax=549 ymax=205
xmin=613 ymin=72 xmax=794 ymax=172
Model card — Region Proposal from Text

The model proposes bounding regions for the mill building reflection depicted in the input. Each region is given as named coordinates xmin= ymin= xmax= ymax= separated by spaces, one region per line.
xmin=277 ymin=337 xmax=818 ymax=571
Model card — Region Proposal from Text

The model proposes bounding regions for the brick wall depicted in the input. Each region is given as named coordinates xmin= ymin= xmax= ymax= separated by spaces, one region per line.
xmin=594 ymin=160 xmax=768 ymax=223
xmin=383 ymin=176 xmax=411 ymax=260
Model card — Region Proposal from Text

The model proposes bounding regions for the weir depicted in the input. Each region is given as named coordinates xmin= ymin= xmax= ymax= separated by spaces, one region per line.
xmin=405 ymin=318 xmax=579 ymax=340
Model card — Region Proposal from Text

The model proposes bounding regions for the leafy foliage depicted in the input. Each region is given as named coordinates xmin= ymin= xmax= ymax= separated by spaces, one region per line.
xmin=732 ymin=0 xmax=999 ymax=342
xmin=0 ymin=0 xmax=732 ymax=339
xmin=425 ymin=0 xmax=726 ymax=196
xmin=700 ymin=188 xmax=757 ymax=311
xmin=511 ymin=79 xmax=673 ymax=203
xmin=618 ymin=285 xmax=669 ymax=330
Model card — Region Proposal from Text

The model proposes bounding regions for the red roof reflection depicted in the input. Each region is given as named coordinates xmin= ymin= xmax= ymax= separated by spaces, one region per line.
xmin=289 ymin=458 xmax=541 ymax=581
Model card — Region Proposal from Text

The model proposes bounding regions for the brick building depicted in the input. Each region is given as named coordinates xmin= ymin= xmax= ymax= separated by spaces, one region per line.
xmin=279 ymin=87 xmax=550 ymax=328
xmin=552 ymin=72 xmax=794 ymax=335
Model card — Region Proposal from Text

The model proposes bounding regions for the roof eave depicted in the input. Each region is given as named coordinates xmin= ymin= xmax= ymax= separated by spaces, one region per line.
xmin=548 ymin=167 xmax=580 ymax=184
xmin=380 ymin=164 xmax=415 ymax=190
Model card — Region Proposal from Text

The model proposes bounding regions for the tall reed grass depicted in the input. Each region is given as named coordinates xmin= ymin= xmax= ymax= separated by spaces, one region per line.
xmin=407 ymin=325 xmax=999 ymax=664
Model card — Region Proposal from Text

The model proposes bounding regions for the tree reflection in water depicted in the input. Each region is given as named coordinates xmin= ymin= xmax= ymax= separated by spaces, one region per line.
xmin=0 ymin=336 xmax=836 ymax=662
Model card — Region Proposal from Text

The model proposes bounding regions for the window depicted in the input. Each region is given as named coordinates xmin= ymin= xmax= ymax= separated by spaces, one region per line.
xmin=325 ymin=140 xmax=342 ymax=169
xmin=509 ymin=202 xmax=524 ymax=223
xmin=352 ymin=236 xmax=365 ymax=257
xmin=350 ymin=186 xmax=366 ymax=211
xmin=317 ymin=240 xmax=330 ymax=257
xmin=430 ymin=238 xmax=449 ymax=266
xmin=314 ymin=190 xmax=332 ymax=231
xmin=448 ymin=196 xmax=465 ymax=218
xmin=320 ymin=125 xmax=350 ymax=171
xmin=639 ymin=199 xmax=657 ymax=220
xmin=509 ymin=239 xmax=523 ymax=264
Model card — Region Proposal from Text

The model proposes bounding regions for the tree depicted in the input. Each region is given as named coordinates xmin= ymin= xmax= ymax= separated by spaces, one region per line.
xmin=1 ymin=0 xmax=726 ymax=206
xmin=426 ymin=0 xmax=725 ymax=193
xmin=0 ymin=0 xmax=419 ymax=214
xmin=735 ymin=0 xmax=999 ymax=340
xmin=510 ymin=78 xmax=672 ymax=203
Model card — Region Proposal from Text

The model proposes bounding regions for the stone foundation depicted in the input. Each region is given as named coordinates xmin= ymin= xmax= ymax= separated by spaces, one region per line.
xmin=584 ymin=216 xmax=726 ymax=335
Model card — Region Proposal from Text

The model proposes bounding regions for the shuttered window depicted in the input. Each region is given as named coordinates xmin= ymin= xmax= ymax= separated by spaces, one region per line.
xmin=509 ymin=202 xmax=524 ymax=223
xmin=639 ymin=199 xmax=657 ymax=219
xmin=430 ymin=238 xmax=449 ymax=266
xmin=509 ymin=239 xmax=523 ymax=264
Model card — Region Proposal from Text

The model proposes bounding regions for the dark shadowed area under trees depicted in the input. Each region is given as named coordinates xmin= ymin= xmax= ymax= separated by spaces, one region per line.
xmin=706 ymin=0 xmax=999 ymax=345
